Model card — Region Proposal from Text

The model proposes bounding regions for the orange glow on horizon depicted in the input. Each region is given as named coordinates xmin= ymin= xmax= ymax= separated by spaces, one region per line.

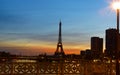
xmin=0 ymin=40 xmax=90 ymax=55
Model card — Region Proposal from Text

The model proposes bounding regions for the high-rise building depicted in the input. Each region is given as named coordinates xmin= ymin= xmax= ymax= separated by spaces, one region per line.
xmin=91 ymin=37 xmax=103 ymax=58
xmin=105 ymin=28 xmax=118 ymax=57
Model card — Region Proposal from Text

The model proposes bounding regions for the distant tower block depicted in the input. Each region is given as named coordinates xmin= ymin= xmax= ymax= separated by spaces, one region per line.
xmin=54 ymin=21 xmax=65 ymax=56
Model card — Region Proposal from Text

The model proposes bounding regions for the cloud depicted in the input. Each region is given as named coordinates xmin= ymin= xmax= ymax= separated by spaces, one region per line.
xmin=0 ymin=31 xmax=90 ymax=44
xmin=63 ymin=32 xmax=90 ymax=41
xmin=0 ymin=32 xmax=57 ymax=43
xmin=0 ymin=32 xmax=90 ymax=55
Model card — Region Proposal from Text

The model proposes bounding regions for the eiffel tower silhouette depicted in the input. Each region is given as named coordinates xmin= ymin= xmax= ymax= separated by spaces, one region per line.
xmin=54 ymin=21 xmax=65 ymax=56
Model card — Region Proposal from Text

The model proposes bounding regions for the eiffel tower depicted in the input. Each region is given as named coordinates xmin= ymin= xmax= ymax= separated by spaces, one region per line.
xmin=54 ymin=21 xmax=65 ymax=56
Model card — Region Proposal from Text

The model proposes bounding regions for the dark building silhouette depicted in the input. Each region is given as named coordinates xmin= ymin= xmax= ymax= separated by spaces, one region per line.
xmin=0 ymin=51 xmax=10 ymax=57
xmin=105 ymin=28 xmax=120 ymax=58
xmin=91 ymin=37 xmax=103 ymax=58
xmin=80 ymin=49 xmax=93 ymax=60
xmin=54 ymin=21 xmax=65 ymax=57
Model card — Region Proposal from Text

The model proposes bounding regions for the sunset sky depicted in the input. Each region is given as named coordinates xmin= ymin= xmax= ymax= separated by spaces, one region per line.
xmin=0 ymin=0 xmax=118 ymax=55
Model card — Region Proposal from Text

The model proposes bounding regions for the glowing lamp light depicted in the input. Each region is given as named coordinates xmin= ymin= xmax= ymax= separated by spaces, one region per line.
xmin=112 ymin=2 xmax=120 ymax=9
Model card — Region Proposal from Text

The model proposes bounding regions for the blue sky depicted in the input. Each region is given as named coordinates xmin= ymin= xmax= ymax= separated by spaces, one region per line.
xmin=0 ymin=0 xmax=118 ymax=55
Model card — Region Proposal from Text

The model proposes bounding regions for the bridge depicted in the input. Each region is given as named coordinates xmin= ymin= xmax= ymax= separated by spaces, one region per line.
xmin=0 ymin=57 xmax=118 ymax=75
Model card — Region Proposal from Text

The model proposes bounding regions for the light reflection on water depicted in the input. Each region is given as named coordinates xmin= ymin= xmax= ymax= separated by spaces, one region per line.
xmin=13 ymin=59 xmax=37 ymax=62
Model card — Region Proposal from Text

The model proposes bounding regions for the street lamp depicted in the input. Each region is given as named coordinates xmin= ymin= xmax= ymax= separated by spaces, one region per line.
xmin=112 ymin=2 xmax=120 ymax=9
xmin=112 ymin=2 xmax=120 ymax=31
xmin=112 ymin=1 xmax=120 ymax=75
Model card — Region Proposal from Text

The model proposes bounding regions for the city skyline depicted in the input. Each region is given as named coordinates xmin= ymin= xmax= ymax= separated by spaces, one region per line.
xmin=0 ymin=0 xmax=118 ymax=55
